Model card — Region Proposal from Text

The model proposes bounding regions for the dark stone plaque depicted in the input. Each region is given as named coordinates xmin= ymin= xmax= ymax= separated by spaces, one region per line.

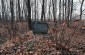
xmin=32 ymin=21 xmax=48 ymax=34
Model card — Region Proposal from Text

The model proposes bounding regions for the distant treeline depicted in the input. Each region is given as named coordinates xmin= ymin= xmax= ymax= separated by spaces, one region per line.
xmin=0 ymin=0 xmax=84 ymax=22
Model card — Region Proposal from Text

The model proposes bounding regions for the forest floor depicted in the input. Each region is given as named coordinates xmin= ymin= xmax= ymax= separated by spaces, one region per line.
xmin=0 ymin=20 xmax=85 ymax=55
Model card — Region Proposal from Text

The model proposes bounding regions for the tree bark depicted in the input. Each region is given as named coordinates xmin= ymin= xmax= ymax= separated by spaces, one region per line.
xmin=41 ymin=0 xmax=45 ymax=21
xmin=27 ymin=0 xmax=32 ymax=30
xmin=65 ymin=0 xmax=67 ymax=21
xmin=58 ymin=0 xmax=61 ymax=24
xmin=67 ymin=0 xmax=70 ymax=27
xmin=1 ymin=0 xmax=5 ymax=20
xmin=52 ymin=0 xmax=56 ymax=22
xmin=70 ymin=0 xmax=73 ymax=22
xmin=10 ymin=0 xmax=14 ymax=30
xmin=62 ymin=0 xmax=65 ymax=21
xmin=35 ymin=0 xmax=37 ymax=21
xmin=18 ymin=0 xmax=21 ymax=21
xmin=80 ymin=0 xmax=85 ymax=20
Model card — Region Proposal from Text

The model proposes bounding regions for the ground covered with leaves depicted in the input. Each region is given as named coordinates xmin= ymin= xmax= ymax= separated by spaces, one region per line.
xmin=0 ymin=20 xmax=85 ymax=55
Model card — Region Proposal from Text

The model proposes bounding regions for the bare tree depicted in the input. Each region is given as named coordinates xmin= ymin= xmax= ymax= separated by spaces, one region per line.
xmin=70 ymin=0 xmax=73 ymax=22
xmin=10 ymin=0 xmax=17 ymax=36
xmin=35 ymin=0 xmax=37 ymax=21
xmin=67 ymin=0 xmax=71 ymax=27
xmin=65 ymin=0 xmax=67 ymax=21
xmin=58 ymin=0 xmax=61 ymax=24
xmin=41 ymin=0 xmax=45 ymax=21
xmin=62 ymin=0 xmax=65 ymax=21
xmin=48 ymin=1 xmax=51 ymax=21
xmin=80 ymin=0 xmax=85 ymax=20
xmin=1 ymin=0 xmax=5 ymax=21
xmin=52 ymin=0 xmax=57 ymax=22
xmin=26 ymin=0 xmax=32 ymax=30
xmin=18 ymin=0 xmax=21 ymax=21
xmin=10 ymin=0 xmax=14 ymax=30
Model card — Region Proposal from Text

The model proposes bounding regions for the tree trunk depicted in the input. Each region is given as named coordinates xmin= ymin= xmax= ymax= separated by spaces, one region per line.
xmin=41 ymin=0 xmax=45 ymax=21
xmin=35 ymin=0 xmax=37 ymax=21
xmin=27 ymin=0 xmax=32 ymax=30
xmin=65 ymin=0 xmax=67 ymax=21
xmin=1 ymin=0 xmax=5 ymax=20
xmin=67 ymin=0 xmax=70 ymax=27
xmin=70 ymin=0 xmax=73 ymax=22
xmin=52 ymin=0 xmax=56 ymax=22
xmin=18 ymin=0 xmax=21 ymax=21
xmin=62 ymin=0 xmax=65 ymax=21
xmin=10 ymin=0 xmax=14 ymax=30
xmin=80 ymin=0 xmax=84 ymax=20
xmin=58 ymin=0 xmax=61 ymax=24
